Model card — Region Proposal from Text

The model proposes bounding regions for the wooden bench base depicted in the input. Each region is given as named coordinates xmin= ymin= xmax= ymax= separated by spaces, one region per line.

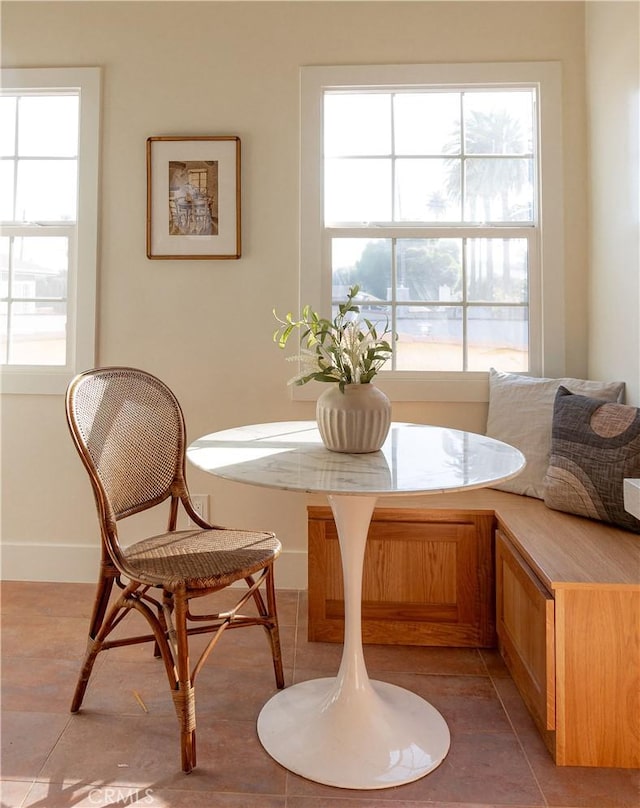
xmin=307 ymin=490 xmax=640 ymax=768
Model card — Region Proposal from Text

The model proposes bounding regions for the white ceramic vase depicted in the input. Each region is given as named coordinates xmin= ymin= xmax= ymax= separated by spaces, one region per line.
xmin=316 ymin=383 xmax=391 ymax=453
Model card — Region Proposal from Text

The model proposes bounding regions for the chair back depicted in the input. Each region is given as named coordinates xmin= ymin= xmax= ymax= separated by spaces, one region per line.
xmin=66 ymin=367 xmax=188 ymax=528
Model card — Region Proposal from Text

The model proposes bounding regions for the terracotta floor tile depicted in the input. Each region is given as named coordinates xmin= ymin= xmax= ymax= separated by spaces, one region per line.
xmin=1 ymin=583 xmax=637 ymax=808
xmin=380 ymin=671 xmax=513 ymax=733
xmin=364 ymin=644 xmax=486 ymax=676
xmin=294 ymin=637 xmax=486 ymax=678
xmin=0 ymin=778 xmax=35 ymax=808
xmin=479 ymin=647 xmax=513 ymax=678
xmin=38 ymin=713 xmax=287 ymax=795
xmin=537 ymin=768 xmax=640 ymax=808
xmin=1 ymin=656 xmax=80 ymax=713
xmin=0 ymin=711 xmax=70 ymax=781
xmin=0 ymin=615 xmax=90 ymax=660
xmin=492 ymin=677 xmax=640 ymax=808
xmin=0 ymin=581 xmax=95 ymax=618
xmin=288 ymin=729 xmax=544 ymax=804
xmin=85 ymin=656 xmax=291 ymax=720
xmin=293 ymin=637 xmax=344 ymax=673
xmin=22 ymin=781 xmax=287 ymax=807
xmin=287 ymin=800 xmax=538 ymax=808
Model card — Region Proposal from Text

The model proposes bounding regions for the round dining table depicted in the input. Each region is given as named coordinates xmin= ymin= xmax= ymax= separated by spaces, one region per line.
xmin=187 ymin=420 xmax=525 ymax=790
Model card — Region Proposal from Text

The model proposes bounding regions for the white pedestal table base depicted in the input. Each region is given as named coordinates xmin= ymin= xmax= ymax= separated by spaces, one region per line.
xmin=257 ymin=675 xmax=450 ymax=789
xmin=257 ymin=493 xmax=450 ymax=789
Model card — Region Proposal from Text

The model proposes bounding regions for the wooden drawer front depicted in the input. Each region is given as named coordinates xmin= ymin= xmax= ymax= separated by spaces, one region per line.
xmin=496 ymin=530 xmax=555 ymax=730
xmin=308 ymin=507 xmax=496 ymax=647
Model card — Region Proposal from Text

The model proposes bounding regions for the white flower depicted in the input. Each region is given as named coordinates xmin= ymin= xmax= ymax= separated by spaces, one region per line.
xmin=274 ymin=285 xmax=394 ymax=391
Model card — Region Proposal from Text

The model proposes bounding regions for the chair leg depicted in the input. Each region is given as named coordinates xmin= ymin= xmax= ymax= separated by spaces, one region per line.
xmin=154 ymin=590 xmax=174 ymax=659
xmin=87 ymin=564 xmax=117 ymax=639
xmin=255 ymin=565 xmax=284 ymax=690
xmin=172 ymin=591 xmax=196 ymax=773
xmin=71 ymin=567 xmax=116 ymax=713
xmin=70 ymin=639 xmax=101 ymax=713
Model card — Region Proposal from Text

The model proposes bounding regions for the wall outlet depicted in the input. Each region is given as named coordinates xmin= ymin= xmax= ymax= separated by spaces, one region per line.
xmin=189 ymin=494 xmax=209 ymax=527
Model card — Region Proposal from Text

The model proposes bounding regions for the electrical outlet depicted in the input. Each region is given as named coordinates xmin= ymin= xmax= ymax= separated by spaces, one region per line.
xmin=189 ymin=494 xmax=209 ymax=527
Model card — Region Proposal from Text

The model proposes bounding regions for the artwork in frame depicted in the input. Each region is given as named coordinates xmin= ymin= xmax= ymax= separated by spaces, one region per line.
xmin=146 ymin=136 xmax=241 ymax=259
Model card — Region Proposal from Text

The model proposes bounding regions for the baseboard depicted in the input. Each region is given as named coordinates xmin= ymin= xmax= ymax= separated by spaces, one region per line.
xmin=0 ymin=542 xmax=308 ymax=590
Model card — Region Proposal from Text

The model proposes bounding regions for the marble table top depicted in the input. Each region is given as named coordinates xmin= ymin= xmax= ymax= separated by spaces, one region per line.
xmin=187 ymin=421 xmax=525 ymax=497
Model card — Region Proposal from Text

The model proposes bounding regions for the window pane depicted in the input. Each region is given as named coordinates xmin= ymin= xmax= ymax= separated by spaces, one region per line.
xmin=467 ymin=306 xmax=528 ymax=372
xmin=0 ymin=236 xmax=8 ymax=278
xmin=463 ymin=157 xmax=533 ymax=222
xmin=332 ymin=238 xmax=391 ymax=302
xmin=7 ymin=302 xmax=67 ymax=365
xmin=397 ymin=239 xmax=462 ymax=302
xmin=18 ymin=95 xmax=79 ymax=157
xmin=325 ymin=93 xmax=391 ymax=156
xmin=466 ymin=239 xmax=528 ymax=302
xmin=0 ymin=161 xmax=15 ymax=220
xmin=395 ymin=158 xmax=461 ymax=221
xmin=394 ymin=93 xmax=460 ymax=155
xmin=0 ymin=301 xmax=6 ymax=362
xmin=15 ymin=159 xmax=77 ymax=222
xmin=395 ymin=306 xmax=463 ymax=371
xmin=463 ymin=91 xmax=534 ymax=155
xmin=325 ymin=158 xmax=391 ymax=222
xmin=2 ymin=236 xmax=69 ymax=366
xmin=0 ymin=97 xmax=16 ymax=156
xmin=13 ymin=236 xmax=69 ymax=280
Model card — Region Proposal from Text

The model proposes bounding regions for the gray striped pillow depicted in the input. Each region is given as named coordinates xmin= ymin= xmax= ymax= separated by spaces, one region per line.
xmin=543 ymin=387 xmax=640 ymax=533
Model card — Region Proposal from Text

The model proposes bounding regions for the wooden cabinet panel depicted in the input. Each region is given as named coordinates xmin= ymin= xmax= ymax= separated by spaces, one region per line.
xmin=308 ymin=506 xmax=496 ymax=647
xmin=554 ymin=587 xmax=640 ymax=767
xmin=496 ymin=530 xmax=555 ymax=732
xmin=496 ymin=528 xmax=640 ymax=768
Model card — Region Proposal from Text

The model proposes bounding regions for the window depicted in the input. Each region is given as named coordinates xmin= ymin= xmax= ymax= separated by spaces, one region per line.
xmin=300 ymin=63 xmax=564 ymax=402
xmin=0 ymin=67 xmax=100 ymax=394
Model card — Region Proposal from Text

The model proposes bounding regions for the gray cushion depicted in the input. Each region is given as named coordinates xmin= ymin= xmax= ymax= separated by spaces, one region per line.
xmin=543 ymin=387 xmax=640 ymax=533
xmin=485 ymin=369 xmax=625 ymax=499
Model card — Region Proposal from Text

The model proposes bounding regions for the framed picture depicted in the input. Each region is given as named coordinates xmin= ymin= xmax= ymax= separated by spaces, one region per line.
xmin=146 ymin=136 xmax=241 ymax=259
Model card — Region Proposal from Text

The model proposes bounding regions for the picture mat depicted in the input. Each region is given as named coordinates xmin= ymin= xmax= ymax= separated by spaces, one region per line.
xmin=148 ymin=138 xmax=239 ymax=258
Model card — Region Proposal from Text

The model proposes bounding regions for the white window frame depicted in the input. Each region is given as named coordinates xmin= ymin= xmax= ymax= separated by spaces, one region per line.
xmin=299 ymin=62 xmax=564 ymax=402
xmin=0 ymin=67 xmax=101 ymax=395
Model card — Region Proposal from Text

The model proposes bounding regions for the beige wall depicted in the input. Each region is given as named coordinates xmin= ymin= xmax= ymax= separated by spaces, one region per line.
xmin=586 ymin=0 xmax=640 ymax=406
xmin=0 ymin=1 xmax=614 ymax=586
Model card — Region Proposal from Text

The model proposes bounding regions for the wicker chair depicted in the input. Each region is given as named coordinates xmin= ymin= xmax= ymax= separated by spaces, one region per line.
xmin=65 ymin=366 xmax=284 ymax=773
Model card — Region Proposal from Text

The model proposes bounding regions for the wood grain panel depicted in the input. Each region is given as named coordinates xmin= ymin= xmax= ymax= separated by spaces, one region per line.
xmin=308 ymin=506 xmax=496 ymax=647
xmin=496 ymin=531 xmax=555 ymax=731
xmin=554 ymin=587 xmax=640 ymax=767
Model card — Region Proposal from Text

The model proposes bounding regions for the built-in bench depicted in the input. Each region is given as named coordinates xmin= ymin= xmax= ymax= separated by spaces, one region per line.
xmin=307 ymin=489 xmax=640 ymax=769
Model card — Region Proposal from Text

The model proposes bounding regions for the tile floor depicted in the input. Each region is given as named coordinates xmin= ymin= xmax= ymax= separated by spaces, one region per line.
xmin=1 ymin=580 xmax=638 ymax=808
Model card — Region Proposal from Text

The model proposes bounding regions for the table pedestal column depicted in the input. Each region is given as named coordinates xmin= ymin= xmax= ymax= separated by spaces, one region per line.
xmin=257 ymin=493 xmax=450 ymax=789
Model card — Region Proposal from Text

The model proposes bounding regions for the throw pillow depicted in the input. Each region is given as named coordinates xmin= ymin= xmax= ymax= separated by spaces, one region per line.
xmin=485 ymin=368 xmax=625 ymax=498
xmin=543 ymin=387 xmax=640 ymax=533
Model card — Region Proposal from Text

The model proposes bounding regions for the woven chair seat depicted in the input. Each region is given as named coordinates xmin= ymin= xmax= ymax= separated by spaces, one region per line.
xmin=123 ymin=528 xmax=281 ymax=590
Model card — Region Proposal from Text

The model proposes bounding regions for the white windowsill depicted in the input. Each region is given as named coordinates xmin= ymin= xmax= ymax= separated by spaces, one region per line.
xmin=289 ymin=374 xmax=491 ymax=403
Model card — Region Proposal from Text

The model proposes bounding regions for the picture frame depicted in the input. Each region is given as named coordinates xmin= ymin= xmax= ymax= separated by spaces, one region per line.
xmin=146 ymin=136 xmax=241 ymax=260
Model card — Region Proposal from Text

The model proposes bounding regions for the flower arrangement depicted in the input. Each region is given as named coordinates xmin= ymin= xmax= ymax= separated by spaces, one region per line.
xmin=273 ymin=285 xmax=394 ymax=392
